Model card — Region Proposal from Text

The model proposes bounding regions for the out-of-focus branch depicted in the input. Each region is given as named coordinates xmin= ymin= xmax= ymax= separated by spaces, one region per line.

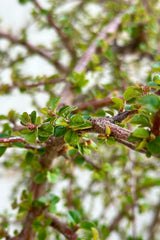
xmin=74 ymin=13 xmax=124 ymax=73
xmin=59 ymin=13 xmax=125 ymax=108
xmin=34 ymin=0 xmax=77 ymax=59
xmin=0 ymin=30 xmax=68 ymax=73
xmin=45 ymin=212 xmax=77 ymax=240
xmin=0 ymin=136 xmax=26 ymax=144
xmin=0 ymin=77 xmax=65 ymax=92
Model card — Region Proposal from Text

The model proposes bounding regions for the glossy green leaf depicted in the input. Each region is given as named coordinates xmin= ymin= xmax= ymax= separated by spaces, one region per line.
xmin=147 ymin=135 xmax=160 ymax=155
xmin=0 ymin=146 xmax=7 ymax=157
xmin=54 ymin=126 xmax=67 ymax=137
xmin=132 ymin=128 xmax=149 ymax=138
xmin=64 ymin=130 xmax=79 ymax=145
xmin=124 ymin=86 xmax=142 ymax=101
xmin=48 ymin=97 xmax=61 ymax=112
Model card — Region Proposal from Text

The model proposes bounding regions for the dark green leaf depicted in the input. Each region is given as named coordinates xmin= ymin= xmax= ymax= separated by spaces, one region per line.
xmin=67 ymin=210 xmax=81 ymax=225
xmin=0 ymin=146 xmax=7 ymax=157
xmin=30 ymin=111 xmax=36 ymax=124
xmin=54 ymin=126 xmax=67 ymax=137
xmin=147 ymin=135 xmax=160 ymax=155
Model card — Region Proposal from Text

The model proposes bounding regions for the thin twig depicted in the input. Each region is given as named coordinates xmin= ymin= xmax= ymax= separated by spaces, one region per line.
xmin=0 ymin=30 xmax=68 ymax=73
xmin=45 ymin=212 xmax=77 ymax=240
xmin=34 ymin=0 xmax=77 ymax=59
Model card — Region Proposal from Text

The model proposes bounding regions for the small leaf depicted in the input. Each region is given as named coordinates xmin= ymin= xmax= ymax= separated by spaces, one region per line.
xmin=20 ymin=112 xmax=30 ymax=124
xmin=67 ymin=210 xmax=81 ymax=225
xmin=111 ymin=97 xmax=124 ymax=109
xmin=34 ymin=172 xmax=46 ymax=183
xmin=56 ymin=117 xmax=68 ymax=126
xmin=0 ymin=146 xmax=7 ymax=157
xmin=139 ymin=94 xmax=160 ymax=112
xmin=91 ymin=227 xmax=99 ymax=240
xmin=74 ymin=155 xmax=85 ymax=165
xmin=106 ymin=125 xmax=111 ymax=136
xmin=153 ymin=74 xmax=160 ymax=84
xmin=30 ymin=111 xmax=37 ymax=124
xmin=48 ymin=97 xmax=61 ymax=112
xmin=147 ymin=135 xmax=160 ymax=155
xmin=54 ymin=126 xmax=67 ymax=137
xmin=64 ymin=130 xmax=79 ymax=145
xmin=124 ymin=87 xmax=142 ymax=101
xmin=47 ymin=171 xmax=58 ymax=183
xmin=132 ymin=128 xmax=149 ymax=138
xmin=38 ymin=123 xmax=54 ymax=140
xmin=24 ymin=129 xmax=37 ymax=144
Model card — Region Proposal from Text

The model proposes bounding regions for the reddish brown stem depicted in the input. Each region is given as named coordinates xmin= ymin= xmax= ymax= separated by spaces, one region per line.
xmin=45 ymin=212 xmax=77 ymax=240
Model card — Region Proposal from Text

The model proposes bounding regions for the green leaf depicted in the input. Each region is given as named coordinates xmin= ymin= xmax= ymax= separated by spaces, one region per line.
xmin=111 ymin=97 xmax=124 ymax=109
xmin=124 ymin=87 xmax=142 ymax=101
xmin=67 ymin=210 xmax=81 ymax=225
xmin=24 ymin=129 xmax=37 ymax=144
xmin=152 ymin=62 xmax=160 ymax=72
xmin=48 ymin=97 xmax=61 ymax=112
xmin=49 ymin=193 xmax=60 ymax=205
xmin=56 ymin=117 xmax=68 ymax=126
xmin=20 ymin=112 xmax=30 ymax=124
xmin=38 ymin=123 xmax=54 ymax=141
xmin=139 ymin=94 xmax=160 ymax=112
xmin=64 ymin=130 xmax=79 ymax=145
xmin=0 ymin=146 xmax=7 ymax=157
xmin=58 ymin=105 xmax=77 ymax=118
xmin=38 ymin=229 xmax=47 ymax=240
xmin=91 ymin=227 xmax=99 ymax=240
xmin=30 ymin=111 xmax=37 ymax=124
xmin=103 ymin=163 xmax=112 ymax=172
xmin=25 ymin=151 xmax=34 ymax=164
xmin=34 ymin=172 xmax=46 ymax=184
xmin=153 ymin=74 xmax=160 ymax=84
xmin=132 ymin=128 xmax=149 ymax=138
xmin=74 ymin=155 xmax=85 ymax=165
xmin=147 ymin=135 xmax=160 ymax=155
xmin=47 ymin=171 xmax=58 ymax=183
xmin=80 ymin=221 xmax=95 ymax=229
xmin=54 ymin=126 xmax=67 ymax=137
xmin=69 ymin=114 xmax=92 ymax=130
xmin=130 ymin=114 xmax=150 ymax=127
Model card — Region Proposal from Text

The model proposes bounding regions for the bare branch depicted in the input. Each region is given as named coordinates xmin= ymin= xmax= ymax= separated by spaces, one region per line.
xmin=0 ymin=77 xmax=65 ymax=92
xmin=34 ymin=0 xmax=77 ymax=59
xmin=45 ymin=212 xmax=77 ymax=240
xmin=0 ymin=30 xmax=68 ymax=73
xmin=74 ymin=13 xmax=124 ymax=73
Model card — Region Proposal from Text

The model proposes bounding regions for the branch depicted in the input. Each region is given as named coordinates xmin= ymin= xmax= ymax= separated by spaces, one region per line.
xmin=0 ymin=77 xmax=65 ymax=92
xmin=45 ymin=212 xmax=77 ymax=240
xmin=34 ymin=0 xmax=76 ymax=59
xmin=74 ymin=13 xmax=124 ymax=73
xmin=0 ymin=136 xmax=26 ymax=144
xmin=0 ymin=30 xmax=68 ymax=73
xmin=59 ymin=13 xmax=125 ymax=107
xmin=89 ymin=117 xmax=152 ymax=156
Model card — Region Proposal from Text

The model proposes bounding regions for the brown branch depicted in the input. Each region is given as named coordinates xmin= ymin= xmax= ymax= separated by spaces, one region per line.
xmin=89 ymin=117 xmax=153 ymax=156
xmin=75 ymin=97 xmax=114 ymax=111
xmin=0 ymin=30 xmax=68 ymax=73
xmin=34 ymin=0 xmax=76 ymax=59
xmin=0 ymin=77 xmax=65 ymax=92
xmin=74 ymin=13 xmax=123 ymax=73
xmin=45 ymin=212 xmax=77 ymax=240
xmin=58 ymin=13 xmax=125 ymax=108
xmin=0 ymin=136 xmax=26 ymax=144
